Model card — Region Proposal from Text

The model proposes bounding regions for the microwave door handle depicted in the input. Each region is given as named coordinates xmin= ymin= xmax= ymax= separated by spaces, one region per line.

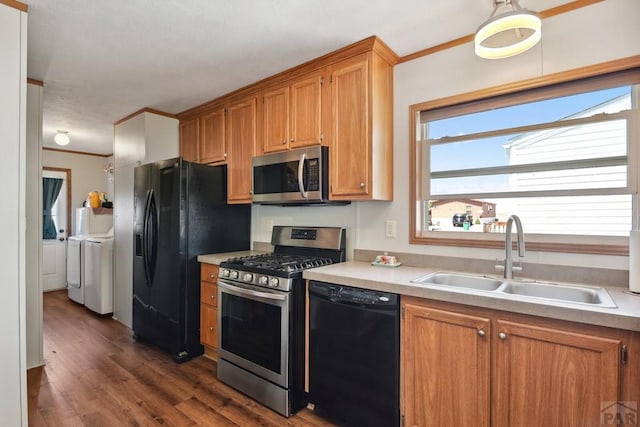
xmin=298 ymin=152 xmax=308 ymax=198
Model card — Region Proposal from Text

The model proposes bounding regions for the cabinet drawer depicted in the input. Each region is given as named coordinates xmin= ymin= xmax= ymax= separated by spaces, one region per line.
xmin=200 ymin=304 xmax=218 ymax=348
xmin=201 ymin=282 xmax=218 ymax=306
xmin=201 ymin=263 xmax=220 ymax=284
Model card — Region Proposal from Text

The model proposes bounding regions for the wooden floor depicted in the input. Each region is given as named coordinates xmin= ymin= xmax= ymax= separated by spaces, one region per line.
xmin=28 ymin=290 xmax=335 ymax=427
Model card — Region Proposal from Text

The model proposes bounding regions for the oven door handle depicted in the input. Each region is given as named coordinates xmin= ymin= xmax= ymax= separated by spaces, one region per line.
xmin=297 ymin=152 xmax=308 ymax=199
xmin=218 ymin=280 xmax=287 ymax=301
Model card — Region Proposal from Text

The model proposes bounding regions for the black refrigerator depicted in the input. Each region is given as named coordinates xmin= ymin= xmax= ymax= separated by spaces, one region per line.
xmin=132 ymin=158 xmax=250 ymax=363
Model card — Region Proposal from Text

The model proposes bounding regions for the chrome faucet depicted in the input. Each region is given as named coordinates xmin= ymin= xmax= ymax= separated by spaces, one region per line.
xmin=496 ymin=214 xmax=525 ymax=279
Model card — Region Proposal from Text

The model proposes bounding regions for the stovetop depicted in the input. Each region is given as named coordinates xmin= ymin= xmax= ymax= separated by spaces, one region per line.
xmin=223 ymin=253 xmax=334 ymax=275
xmin=218 ymin=226 xmax=346 ymax=292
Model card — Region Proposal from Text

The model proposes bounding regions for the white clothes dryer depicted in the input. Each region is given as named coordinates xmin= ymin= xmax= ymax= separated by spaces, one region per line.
xmin=84 ymin=236 xmax=114 ymax=314
xmin=66 ymin=231 xmax=112 ymax=304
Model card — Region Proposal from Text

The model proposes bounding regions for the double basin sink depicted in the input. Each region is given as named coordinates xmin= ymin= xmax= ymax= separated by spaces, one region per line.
xmin=411 ymin=272 xmax=617 ymax=308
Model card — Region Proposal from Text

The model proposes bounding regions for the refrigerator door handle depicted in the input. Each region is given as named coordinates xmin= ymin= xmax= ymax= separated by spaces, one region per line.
xmin=142 ymin=189 xmax=152 ymax=286
xmin=146 ymin=189 xmax=158 ymax=286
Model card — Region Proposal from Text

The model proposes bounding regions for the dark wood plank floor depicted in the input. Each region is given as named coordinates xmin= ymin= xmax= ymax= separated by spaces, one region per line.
xmin=28 ymin=290 xmax=335 ymax=427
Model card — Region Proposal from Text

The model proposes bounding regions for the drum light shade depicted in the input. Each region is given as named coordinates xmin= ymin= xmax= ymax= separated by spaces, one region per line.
xmin=54 ymin=130 xmax=70 ymax=146
xmin=475 ymin=0 xmax=541 ymax=60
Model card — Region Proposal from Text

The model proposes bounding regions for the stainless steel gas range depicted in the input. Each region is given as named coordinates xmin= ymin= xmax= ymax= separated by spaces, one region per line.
xmin=216 ymin=226 xmax=346 ymax=417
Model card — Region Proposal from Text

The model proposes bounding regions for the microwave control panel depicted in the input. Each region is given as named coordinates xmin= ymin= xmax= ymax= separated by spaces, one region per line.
xmin=307 ymin=158 xmax=319 ymax=191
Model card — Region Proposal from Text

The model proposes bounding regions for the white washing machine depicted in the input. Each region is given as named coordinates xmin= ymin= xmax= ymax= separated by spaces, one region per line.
xmin=67 ymin=231 xmax=112 ymax=304
xmin=84 ymin=236 xmax=114 ymax=314
xmin=67 ymin=207 xmax=113 ymax=304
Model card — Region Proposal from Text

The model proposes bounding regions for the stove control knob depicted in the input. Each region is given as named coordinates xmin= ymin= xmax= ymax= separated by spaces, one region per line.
xmin=230 ymin=270 xmax=239 ymax=280
xmin=258 ymin=276 xmax=269 ymax=286
xmin=243 ymin=273 xmax=253 ymax=282
xmin=221 ymin=269 xmax=230 ymax=277
xmin=270 ymin=278 xmax=280 ymax=288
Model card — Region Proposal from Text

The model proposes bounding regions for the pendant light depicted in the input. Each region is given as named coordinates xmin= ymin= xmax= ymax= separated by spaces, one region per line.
xmin=475 ymin=0 xmax=541 ymax=59
xmin=54 ymin=130 xmax=70 ymax=146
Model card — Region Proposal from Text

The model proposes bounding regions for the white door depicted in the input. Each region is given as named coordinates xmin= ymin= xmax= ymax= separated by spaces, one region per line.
xmin=42 ymin=169 xmax=68 ymax=291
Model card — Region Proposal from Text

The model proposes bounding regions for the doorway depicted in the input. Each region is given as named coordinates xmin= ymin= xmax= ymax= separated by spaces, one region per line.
xmin=42 ymin=167 xmax=71 ymax=292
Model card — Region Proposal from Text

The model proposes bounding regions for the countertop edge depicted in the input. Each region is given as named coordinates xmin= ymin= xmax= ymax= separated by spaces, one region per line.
xmin=303 ymin=261 xmax=640 ymax=332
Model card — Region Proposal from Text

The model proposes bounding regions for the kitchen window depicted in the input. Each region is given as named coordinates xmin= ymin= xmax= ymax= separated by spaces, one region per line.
xmin=411 ymin=66 xmax=640 ymax=255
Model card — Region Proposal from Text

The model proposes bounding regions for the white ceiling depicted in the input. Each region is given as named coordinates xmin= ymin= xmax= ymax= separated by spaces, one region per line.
xmin=26 ymin=0 xmax=567 ymax=155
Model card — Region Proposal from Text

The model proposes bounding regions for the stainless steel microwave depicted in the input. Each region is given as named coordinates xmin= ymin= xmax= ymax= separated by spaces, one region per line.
xmin=252 ymin=146 xmax=330 ymax=205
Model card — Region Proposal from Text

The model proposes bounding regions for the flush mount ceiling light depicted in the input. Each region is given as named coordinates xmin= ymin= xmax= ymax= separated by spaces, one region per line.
xmin=474 ymin=0 xmax=541 ymax=60
xmin=54 ymin=130 xmax=70 ymax=146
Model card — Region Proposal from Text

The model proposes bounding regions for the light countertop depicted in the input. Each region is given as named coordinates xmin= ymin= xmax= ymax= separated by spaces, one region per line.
xmin=197 ymin=250 xmax=267 ymax=266
xmin=303 ymin=261 xmax=640 ymax=332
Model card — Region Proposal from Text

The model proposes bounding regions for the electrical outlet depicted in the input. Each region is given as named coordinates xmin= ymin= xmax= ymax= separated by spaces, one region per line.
xmin=385 ymin=220 xmax=397 ymax=238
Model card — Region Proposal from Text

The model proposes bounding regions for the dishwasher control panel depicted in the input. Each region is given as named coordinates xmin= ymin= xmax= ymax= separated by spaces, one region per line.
xmin=310 ymin=281 xmax=398 ymax=306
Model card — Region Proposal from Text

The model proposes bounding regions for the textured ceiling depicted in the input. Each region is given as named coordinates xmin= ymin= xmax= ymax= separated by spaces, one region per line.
xmin=25 ymin=0 xmax=566 ymax=155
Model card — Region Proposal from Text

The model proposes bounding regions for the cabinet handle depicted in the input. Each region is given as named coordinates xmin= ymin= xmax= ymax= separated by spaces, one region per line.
xmin=359 ymin=182 xmax=365 ymax=189
xmin=282 ymin=139 xmax=287 ymax=144
xmin=477 ymin=329 xmax=486 ymax=337
xmin=210 ymin=295 xmax=215 ymax=300
xmin=498 ymin=332 xmax=507 ymax=340
xmin=209 ymin=327 xmax=214 ymax=331
xmin=290 ymin=137 xmax=295 ymax=143
xmin=209 ymin=274 xmax=217 ymax=279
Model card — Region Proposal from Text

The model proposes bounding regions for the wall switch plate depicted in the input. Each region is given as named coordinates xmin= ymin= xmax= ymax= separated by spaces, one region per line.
xmin=385 ymin=220 xmax=397 ymax=238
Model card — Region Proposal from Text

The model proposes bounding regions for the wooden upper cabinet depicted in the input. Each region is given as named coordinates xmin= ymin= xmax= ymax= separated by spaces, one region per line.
xmin=328 ymin=49 xmax=393 ymax=201
xmin=179 ymin=118 xmax=198 ymax=162
xmin=199 ymin=107 xmax=226 ymax=164
xmin=262 ymin=73 xmax=323 ymax=154
xmin=492 ymin=320 xmax=622 ymax=427
xmin=330 ymin=55 xmax=369 ymax=199
xmin=226 ymin=97 xmax=257 ymax=204
xmin=290 ymin=74 xmax=322 ymax=149
xmin=262 ymin=85 xmax=290 ymax=153
xmin=402 ymin=302 xmax=491 ymax=427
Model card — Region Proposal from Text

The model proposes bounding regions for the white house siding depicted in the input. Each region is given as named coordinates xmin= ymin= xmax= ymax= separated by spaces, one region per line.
xmin=506 ymin=95 xmax=632 ymax=235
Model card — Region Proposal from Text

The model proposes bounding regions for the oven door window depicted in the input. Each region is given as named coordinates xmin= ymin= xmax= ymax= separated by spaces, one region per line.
xmin=221 ymin=293 xmax=283 ymax=374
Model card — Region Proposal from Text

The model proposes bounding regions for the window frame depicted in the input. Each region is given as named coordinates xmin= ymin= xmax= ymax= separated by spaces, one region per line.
xmin=409 ymin=57 xmax=640 ymax=256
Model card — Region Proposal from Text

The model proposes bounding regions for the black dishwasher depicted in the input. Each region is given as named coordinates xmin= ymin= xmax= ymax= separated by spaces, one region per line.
xmin=308 ymin=281 xmax=399 ymax=427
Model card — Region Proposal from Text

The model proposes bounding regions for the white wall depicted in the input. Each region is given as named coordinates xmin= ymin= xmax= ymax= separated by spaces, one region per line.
xmin=26 ymin=83 xmax=43 ymax=369
xmin=0 ymin=3 xmax=28 ymax=425
xmin=42 ymin=149 xmax=112 ymax=235
xmin=253 ymin=0 xmax=640 ymax=271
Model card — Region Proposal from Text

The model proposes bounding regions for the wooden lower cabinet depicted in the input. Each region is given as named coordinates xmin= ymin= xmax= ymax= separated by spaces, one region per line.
xmin=200 ymin=263 xmax=220 ymax=359
xmin=402 ymin=302 xmax=491 ymax=427
xmin=401 ymin=296 xmax=634 ymax=427
xmin=493 ymin=320 xmax=621 ymax=427
xmin=200 ymin=304 xmax=218 ymax=348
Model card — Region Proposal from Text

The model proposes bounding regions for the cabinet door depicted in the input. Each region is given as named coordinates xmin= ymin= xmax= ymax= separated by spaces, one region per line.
xmin=200 ymin=282 xmax=217 ymax=307
xmin=199 ymin=108 xmax=226 ymax=164
xmin=226 ymin=97 xmax=257 ymax=204
xmin=330 ymin=55 xmax=370 ymax=199
xmin=493 ymin=320 xmax=621 ymax=427
xmin=262 ymin=86 xmax=289 ymax=153
xmin=200 ymin=303 xmax=218 ymax=348
xmin=290 ymin=74 xmax=322 ymax=149
xmin=200 ymin=263 xmax=219 ymax=285
xmin=179 ymin=118 xmax=198 ymax=162
xmin=402 ymin=303 xmax=490 ymax=427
